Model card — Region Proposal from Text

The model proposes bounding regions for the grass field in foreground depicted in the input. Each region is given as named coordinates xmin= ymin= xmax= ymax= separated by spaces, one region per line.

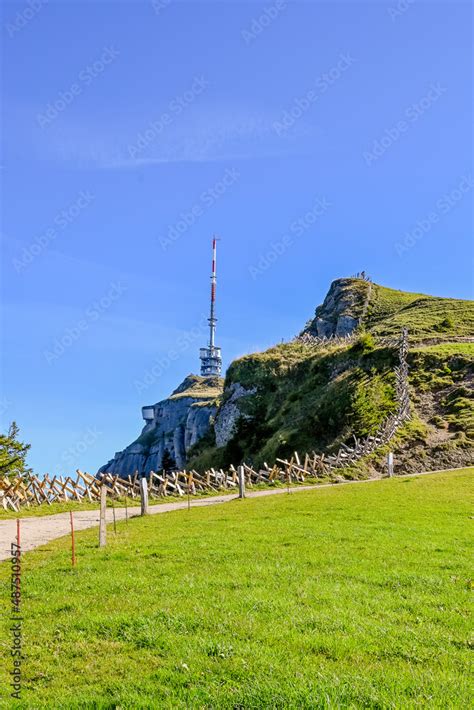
xmin=0 ymin=470 xmax=472 ymax=709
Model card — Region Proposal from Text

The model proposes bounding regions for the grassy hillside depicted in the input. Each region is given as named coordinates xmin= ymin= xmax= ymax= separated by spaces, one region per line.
xmin=366 ymin=284 xmax=474 ymax=337
xmin=1 ymin=470 xmax=471 ymax=708
xmin=189 ymin=338 xmax=473 ymax=472
xmin=189 ymin=281 xmax=474 ymax=473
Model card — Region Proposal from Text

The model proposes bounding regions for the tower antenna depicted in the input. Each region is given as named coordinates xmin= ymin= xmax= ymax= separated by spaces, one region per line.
xmin=200 ymin=237 xmax=222 ymax=377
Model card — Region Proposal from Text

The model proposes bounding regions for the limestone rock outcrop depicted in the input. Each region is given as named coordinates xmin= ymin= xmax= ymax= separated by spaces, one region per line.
xmin=302 ymin=278 xmax=371 ymax=338
xmin=214 ymin=383 xmax=257 ymax=447
xmin=99 ymin=375 xmax=223 ymax=477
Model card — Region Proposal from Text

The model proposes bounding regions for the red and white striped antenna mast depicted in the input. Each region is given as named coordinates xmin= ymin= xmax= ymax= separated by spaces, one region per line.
xmin=209 ymin=236 xmax=218 ymax=348
xmin=200 ymin=237 xmax=222 ymax=377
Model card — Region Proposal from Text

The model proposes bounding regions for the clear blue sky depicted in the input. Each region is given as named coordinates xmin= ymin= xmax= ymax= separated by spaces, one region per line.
xmin=1 ymin=0 xmax=473 ymax=475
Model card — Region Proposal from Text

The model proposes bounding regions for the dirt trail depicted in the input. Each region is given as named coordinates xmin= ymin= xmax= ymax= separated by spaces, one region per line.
xmin=0 ymin=469 xmax=467 ymax=562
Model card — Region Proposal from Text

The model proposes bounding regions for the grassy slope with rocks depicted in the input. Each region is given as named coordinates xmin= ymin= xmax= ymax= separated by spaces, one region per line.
xmin=0 ymin=470 xmax=470 ymax=708
xmin=189 ymin=280 xmax=474 ymax=473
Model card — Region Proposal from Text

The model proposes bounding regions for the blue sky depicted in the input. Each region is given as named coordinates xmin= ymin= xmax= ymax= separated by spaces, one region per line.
xmin=1 ymin=0 xmax=473 ymax=475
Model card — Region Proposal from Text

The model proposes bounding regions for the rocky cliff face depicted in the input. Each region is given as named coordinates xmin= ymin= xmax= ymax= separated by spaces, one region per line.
xmin=214 ymin=383 xmax=257 ymax=447
xmin=302 ymin=278 xmax=371 ymax=338
xmin=99 ymin=375 xmax=223 ymax=477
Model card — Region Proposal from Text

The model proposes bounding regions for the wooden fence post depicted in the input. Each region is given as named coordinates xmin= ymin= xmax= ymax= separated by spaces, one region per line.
xmin=140 ymin=476 xmax=149 ymax=516
xmin=99 ymin=485 xmax=107 ymax=548
xmin=238 ymin=466 xmax=246 ymax=499
xmin=187 ymin=471 xmax=192 ymax=511
xmin=387 ymin=452 xmax=394 ymax=478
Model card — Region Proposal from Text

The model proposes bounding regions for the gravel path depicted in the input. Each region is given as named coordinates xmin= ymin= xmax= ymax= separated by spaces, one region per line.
xmin=0 ymin=469 xmax=465 ymax=562
xmin=0 ymin=487 xmax=316 ymax=561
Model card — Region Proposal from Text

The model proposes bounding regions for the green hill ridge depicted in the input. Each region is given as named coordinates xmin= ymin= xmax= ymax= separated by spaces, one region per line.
xmin=189 ymin=278 xmax=474 ymax=475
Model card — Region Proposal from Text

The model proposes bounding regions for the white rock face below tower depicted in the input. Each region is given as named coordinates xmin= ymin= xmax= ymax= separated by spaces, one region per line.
xmin=98 ymin=375 xmax=223 ymax=476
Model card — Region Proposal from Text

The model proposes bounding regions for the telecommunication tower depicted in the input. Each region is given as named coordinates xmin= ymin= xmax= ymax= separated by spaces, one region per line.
xmin=199 ymin=237 xmax=222 ymax=377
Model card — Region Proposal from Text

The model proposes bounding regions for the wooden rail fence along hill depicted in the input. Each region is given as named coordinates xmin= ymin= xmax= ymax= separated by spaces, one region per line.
xmin=1 ymin=330 xmax=410 ymax=513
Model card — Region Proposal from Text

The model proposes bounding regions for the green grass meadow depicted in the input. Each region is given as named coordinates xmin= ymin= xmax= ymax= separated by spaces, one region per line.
xmin=0 ymin=470 xmax=472 ymax=708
